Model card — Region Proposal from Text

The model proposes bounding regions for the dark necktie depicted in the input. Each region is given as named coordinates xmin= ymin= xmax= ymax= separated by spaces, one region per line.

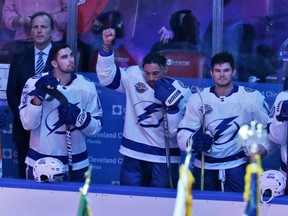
xmin=35 ymin=52 xmax=44 ymax=75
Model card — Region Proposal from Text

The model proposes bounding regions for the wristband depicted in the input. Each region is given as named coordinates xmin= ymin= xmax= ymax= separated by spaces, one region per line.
xmin=102 ymin=43 xmax=112 ymax=53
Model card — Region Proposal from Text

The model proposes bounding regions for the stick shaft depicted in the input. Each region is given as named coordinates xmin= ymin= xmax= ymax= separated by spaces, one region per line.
xmin=196 ymin=87 xmax=205 ymax=191
xmin=162 ymin=109 xmax=173 ymax=188
xmin=66 ymin=125 xmax=73 ymax=179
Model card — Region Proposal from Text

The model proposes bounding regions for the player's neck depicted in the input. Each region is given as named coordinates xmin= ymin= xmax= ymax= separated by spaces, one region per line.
xmin=215 ymin=84 xmax=234 ymax=97
xmin=54 ymin=71 xmax=72 ymax=86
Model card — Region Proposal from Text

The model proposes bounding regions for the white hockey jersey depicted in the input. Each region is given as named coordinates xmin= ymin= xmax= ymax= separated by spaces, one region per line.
xmin=268 ymin=90 xmax=288 ymax=177
xmin=177 ymin=85 xmax=270 ymax=170
xmin=19 ymin=72 xmax=103 ymax=170
xmin=96 ymin=52 xmax=191 ymax=163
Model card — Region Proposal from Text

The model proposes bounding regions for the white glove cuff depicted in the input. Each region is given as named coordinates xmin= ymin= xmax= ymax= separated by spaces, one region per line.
xmin=75 ymin=109 xmax=90 ymax=129
xmin=165 ymin=89 xmax=182 ymax=107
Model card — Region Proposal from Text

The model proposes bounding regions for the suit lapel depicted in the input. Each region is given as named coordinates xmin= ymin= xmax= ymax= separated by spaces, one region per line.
xmin=26 ymin=49 xmax=36 ymax=78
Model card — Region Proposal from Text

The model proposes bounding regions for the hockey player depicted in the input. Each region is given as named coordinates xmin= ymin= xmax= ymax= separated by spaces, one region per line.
xmin=19 ymin=44 xmax=103 ymax=182
xmin=96 ymin=28 xmax=191 ymax=188
xmin=177 ymin=51 xmax=271 ymax=192
xmin=267 ymin=92 xmax=288 ymax=179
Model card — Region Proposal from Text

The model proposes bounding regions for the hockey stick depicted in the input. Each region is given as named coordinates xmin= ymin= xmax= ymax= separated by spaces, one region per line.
xmin=162 ymin=108 xmax=173 ymax=189
xmin=185 ymin=135 xmax=193 ymax=169
xmin=132 ymin=0 xmax=139 ymax=38
xmin=41 ymin=87 xmax=73 ymax=179
xmin=196 ymin=87 xmax=205 ymax=191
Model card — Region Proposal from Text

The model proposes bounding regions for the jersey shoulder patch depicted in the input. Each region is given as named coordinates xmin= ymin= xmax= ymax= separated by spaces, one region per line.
xmin=244 ymin=87 xmax=256 ymax=92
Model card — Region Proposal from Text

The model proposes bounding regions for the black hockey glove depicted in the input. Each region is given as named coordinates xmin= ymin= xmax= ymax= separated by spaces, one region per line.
xmin=276 ymin=100 xmax=288 ymax=121
xmin=29 ymin=74 xmax=59 ymax=101
xmin=0 ymin=109 xmax=9 ymax=129
xmin=154 ymin=78 xmax=183 ymax=114
xmin=191 ymin=131 xmax=213 ymax=153
xmin=58 ymin=103 xmax=91 ymax=129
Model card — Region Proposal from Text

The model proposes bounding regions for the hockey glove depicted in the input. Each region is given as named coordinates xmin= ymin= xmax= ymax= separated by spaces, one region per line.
xmin=275 ymin=100 xmax=288 ymax=121
xmin=191 ymin=131 xmax=213 ymax=153
xmin=154 ymin=78 xmax=183 ymax=113
xmin=0 ymin=109 xmax=9 ymax=129
xmin=58 ymin=103 xmax=91 ymax=130
xmin=29 ymin=74 xmax=59 ymax=101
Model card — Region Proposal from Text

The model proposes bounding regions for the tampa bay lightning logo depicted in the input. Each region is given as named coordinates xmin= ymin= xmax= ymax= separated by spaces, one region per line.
xmin=207 ymin=116 xmax=240 ymax=145
xmin=244 ymin=87 xmax=255 ymax=92
xmin=38 ymin=158 xmax=46 ymax=164
xmin=45 ymin=108 xmax=75 ymax=135
xmin=134 ymin=101 xmax=162 ymax=127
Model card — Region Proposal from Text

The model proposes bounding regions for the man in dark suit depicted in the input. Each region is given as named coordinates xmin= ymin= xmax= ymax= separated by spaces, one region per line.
xmin=6 ymin=11 xmax=55 ymax=178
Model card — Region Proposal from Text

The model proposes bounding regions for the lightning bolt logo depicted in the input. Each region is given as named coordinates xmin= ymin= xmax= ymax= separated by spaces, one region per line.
xmin=46 ymin=118 xmax=66 ymax=135
xmin=134 ymin=101 xmax=162 ymax=128
xmin=212 ymin=116 xmax=240 ymax=144
xmin=45 ymin=107 xmax=75 ymax=135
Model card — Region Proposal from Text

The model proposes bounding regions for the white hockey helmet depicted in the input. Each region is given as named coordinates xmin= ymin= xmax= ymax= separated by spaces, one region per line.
xmin=260 ymin=170 xmax=286 ymax=203
xmin=33 ymin=157 xmax=66 ymax=182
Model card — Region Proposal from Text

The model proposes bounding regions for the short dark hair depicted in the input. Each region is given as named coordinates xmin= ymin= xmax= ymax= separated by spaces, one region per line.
xmin=211 ymin=51 xmax=235 ymax=69
xmin=169 ymin=9 xmax=200 ymax=44
xmin=48 ymin=43 xmax=70 ymax=61
xmin=30 ymin=11 xmax=54 ymax=30
xmin=142 ymin=52 xmax=167 ymax=69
